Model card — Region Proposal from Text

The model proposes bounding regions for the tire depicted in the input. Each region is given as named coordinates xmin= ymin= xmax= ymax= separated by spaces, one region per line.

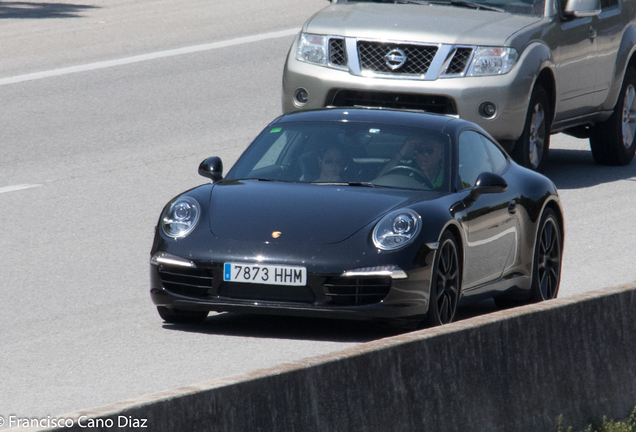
xmin=494 ymin=207 xmax=562 ymax=309
xmin=589 ymin=67 xmax=636 ymax=166
xmin=513 ymin=84 xmax=552 ymax=172
xmin=529 ymin=208 xmax=562 ymax=302
xmin=424 ymin=231 xmax=461 ymax=327
xmin=157 ymin=306 xmax=208 ymax=324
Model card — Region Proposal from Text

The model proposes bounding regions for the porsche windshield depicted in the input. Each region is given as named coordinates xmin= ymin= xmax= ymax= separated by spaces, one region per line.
xmin=226 ymin=121 xmax=451 ymax=192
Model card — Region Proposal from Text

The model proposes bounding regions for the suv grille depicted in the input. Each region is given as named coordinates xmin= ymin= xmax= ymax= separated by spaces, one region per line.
xmin=329 ymin=38 xmax=347 ymax=67
xmin=324 ymin=276 xmax=391 ymax=306
xmin=446 ymin=47 xmax=473 ymax=75
xmin=331 ymin=90 xmax=456 ymax=114
xmin=358 ymin=42 xmax=438 ymax=76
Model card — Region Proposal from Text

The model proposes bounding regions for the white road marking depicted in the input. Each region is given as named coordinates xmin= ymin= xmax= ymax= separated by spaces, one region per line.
xmin=0 ymin=28 xmax=300 ymax=86
xmin=0 ymin=184 xmax=43 ymax=194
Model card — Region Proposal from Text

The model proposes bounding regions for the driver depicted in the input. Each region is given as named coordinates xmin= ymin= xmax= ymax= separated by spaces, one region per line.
xmin=378 ymin=135 xmax=445 ymax=188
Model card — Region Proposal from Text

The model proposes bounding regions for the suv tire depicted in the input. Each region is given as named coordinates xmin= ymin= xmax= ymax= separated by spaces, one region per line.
xmin=513 ymin=84 xmax=552 ymax=172
xmin=589 ymin=66 xmax=636 ymax=166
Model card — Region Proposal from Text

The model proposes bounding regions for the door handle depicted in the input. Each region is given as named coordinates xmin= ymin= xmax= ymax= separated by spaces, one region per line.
xmin=508 ymin=200 xmax=517 ymax=215
xmin=589 ymin=27 xmax=597 ymax=39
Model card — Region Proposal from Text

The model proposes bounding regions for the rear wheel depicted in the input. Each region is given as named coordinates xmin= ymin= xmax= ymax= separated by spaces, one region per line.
xmin=495 ymin=208 xmax=562 ymax=309
xmin=513 ymin=84 xmax=552 ymax=172
xmin=157 ymin=306 xmax=208 ymax=324
xmin=424 ymin=232 xmax=461 ymax=327
xmin=589 ymin=67 xmax=636 ymax=166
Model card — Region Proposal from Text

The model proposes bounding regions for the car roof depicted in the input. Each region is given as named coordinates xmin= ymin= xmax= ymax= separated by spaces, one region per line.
xmin=274 ymin=107 xmax=461 ymax=131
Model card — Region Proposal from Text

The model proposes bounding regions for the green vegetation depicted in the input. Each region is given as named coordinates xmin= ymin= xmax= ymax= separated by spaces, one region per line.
xmin=556 ymin=407 xmax=636 ymax=432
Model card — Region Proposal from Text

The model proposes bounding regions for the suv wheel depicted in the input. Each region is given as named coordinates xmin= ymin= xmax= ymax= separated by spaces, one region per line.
xmin=513 ymin=84 xmax=552 ymax=172
xmin=589 ymin=67 xmax=636 ymax=166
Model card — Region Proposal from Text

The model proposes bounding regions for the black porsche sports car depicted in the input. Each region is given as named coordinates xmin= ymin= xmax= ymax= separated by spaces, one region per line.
xmin=150 ymin=108 xmax=563 ymax=327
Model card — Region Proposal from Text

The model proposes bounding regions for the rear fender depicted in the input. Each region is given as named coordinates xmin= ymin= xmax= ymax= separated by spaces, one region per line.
xmin=601 ymin=24 xmax=636 ymax=111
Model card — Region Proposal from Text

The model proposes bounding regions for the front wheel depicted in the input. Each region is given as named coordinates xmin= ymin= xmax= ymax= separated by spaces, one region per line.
xmin=424 ymin=231 xmax=461 ymax=327
xmin=589 ymin=67 xmax=636 ymax=166
xmin=513 ymin=84 xmax=552 ymax=172
xmin=157 ymin=306 xmax=209 ymax=324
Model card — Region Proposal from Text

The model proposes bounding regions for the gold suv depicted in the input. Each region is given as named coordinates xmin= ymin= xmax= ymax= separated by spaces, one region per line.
xmin=282 ymin=0 xmax=636 ymax=171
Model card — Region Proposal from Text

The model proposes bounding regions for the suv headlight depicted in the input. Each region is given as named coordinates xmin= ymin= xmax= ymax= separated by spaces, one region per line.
xmin=467 ymin=47 xmax=518 ymax=76
xmin=373 ymin=209 xmax=421 ymax=251
xmin=161 ymin=196 xmax=200 ymax=239
xmin=296 ymin=33 xmax=329 ymax=66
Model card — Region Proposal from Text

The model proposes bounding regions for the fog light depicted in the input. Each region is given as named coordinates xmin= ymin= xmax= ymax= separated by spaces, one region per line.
xmin=479 ymin=101 xmax=497 ymax=118
xmin=295 ymin=88 xmax=308 ymax=105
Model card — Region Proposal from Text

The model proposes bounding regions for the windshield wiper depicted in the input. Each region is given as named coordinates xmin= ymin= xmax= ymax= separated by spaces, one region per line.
xmin=340 ymin=0 xmax=401 ymax=3
xmin=312 ymin=181 xmax=381 ymax=188
xmin=428 ymin=0 xmax=504 ymax=12
xmin=347 ymin=181 xmax=380 ymax=188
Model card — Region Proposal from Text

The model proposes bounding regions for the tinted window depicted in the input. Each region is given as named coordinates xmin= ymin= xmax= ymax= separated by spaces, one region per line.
xmin=458 ymin=131 xmax=493 ymax=189
xmin=227 ymin=121 xmax=451 ymax=192
xmin=346 ymin=0 xmax=545 ymax=16
xmin=601 ymin=0 xmax=617 ymax=9
xmin=480 ymin=135 xmax=508 ymax=174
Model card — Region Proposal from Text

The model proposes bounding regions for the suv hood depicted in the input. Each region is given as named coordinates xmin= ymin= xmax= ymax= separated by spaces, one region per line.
xmin=208 ymin=180 xmax=425 ymax=245
xmin=305 ymin=3 xmax=542 ymax=46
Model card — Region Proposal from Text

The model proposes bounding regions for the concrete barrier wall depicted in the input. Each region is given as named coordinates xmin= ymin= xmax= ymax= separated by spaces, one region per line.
xmin=12 ymin=283 xmax=636 ymax=432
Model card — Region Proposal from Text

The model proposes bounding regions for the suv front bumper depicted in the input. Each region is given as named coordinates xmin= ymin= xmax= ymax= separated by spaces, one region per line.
xmin=282 ymin=46 xmax=535 ymax=143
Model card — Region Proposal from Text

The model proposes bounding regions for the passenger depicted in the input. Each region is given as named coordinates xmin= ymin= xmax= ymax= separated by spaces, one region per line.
xmin=378 ymin=135 xmax=445 ymax=188
xmin=315 ymin=146 xmax=346 ymax=182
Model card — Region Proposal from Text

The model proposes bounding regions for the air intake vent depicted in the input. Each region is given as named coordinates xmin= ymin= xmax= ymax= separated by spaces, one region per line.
xmin=159 ymin=267 xmax=214 ymax=299
xmin=445 ymin=47 xmax=473 ymax=75
xmin=331 ymin=90 xmax=456 ymax=114
xmin=324 ymin=276 xmax=391 ymax=306
xmin=329 ymin=38 xmax=347 ymax=67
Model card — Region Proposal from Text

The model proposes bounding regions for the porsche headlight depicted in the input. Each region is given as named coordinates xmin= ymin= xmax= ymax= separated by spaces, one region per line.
xmin=373 ymin=209 xmax=421 ymax=251
xmin=296 ymin=33 xmax=329 ymax=66
xmin=467 ymin=47 xmax=518 ymax=76
xmin=161 ymin=196 xmax=200 ymax=239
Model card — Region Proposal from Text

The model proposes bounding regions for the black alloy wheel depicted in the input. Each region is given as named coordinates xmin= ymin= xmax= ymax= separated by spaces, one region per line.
xmin=514 ymin=84 xmax=552 ymax=172
xmin=530 ymin=208 xmax=562 ymax=302
xmin=425 ymin=231 xmax=461 ymax=326
xmin=589 ymin=66 xmax=636 ymax=166
xmin=157 ymin=306 xmax=209 ymax=324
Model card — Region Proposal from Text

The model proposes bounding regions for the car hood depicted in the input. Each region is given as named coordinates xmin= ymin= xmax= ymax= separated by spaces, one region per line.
xmin=208 ymin=180 xmax=427 ymax=244
xmin=305 ymin=3 xmax=542 ymax=45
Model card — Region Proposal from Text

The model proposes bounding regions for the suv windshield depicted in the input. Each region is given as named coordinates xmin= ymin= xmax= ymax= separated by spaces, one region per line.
xmin=341 ymin=0 xmax=544 ymax=16
xmin=226 ymin=121 xmax=452 ymax=192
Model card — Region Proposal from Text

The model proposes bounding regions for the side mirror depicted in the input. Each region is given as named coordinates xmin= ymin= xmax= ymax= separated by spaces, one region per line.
xmin=563 ymin=0 xmax=601 ymax=18
xmin=469 ymin=172 xmax=508 ymax=200
xmin=198 ymin=157 xmax=223 ymax=182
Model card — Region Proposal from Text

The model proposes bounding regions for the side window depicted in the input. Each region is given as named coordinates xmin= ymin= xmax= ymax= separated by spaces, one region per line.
xmin=480 ymin=135 xmax=508 ymax=174
xmin=560 ymin=0 xmax=615 ymax=13
xmin=458 ymin=131 xmax=492 ymax=189
xmin=600 ymin=0 xmax=617 ymax=9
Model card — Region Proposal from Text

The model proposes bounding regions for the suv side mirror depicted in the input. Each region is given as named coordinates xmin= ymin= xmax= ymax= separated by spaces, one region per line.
xmin=198 ymin=157 xmax=223 ymax=182
xmin=469 ymin=172 xmax=508 ymax=200
xmin=563 ymin=0 xmax=601 ymax=18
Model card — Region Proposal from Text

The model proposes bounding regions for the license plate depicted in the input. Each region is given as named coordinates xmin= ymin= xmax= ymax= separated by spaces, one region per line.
xmin=223 ymin=263 xmax=307 ymax=286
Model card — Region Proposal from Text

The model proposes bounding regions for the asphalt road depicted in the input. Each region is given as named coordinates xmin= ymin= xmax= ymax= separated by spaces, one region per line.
xmin=1 ymin=0 xmax=636 ymax=425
